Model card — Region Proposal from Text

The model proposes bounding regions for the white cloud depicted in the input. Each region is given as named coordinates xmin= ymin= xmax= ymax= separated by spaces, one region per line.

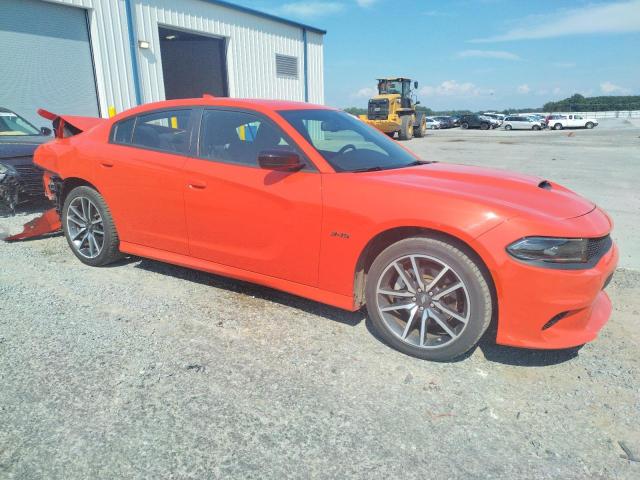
xmin=600 ymin=81 xmax=631 ymax=94
xmin=279 ymin=2 xmax=344 ymax=18
xmin=420 ymin=80 xmax=483 ymax=97
xmin=355 ymin=0 xmax=377 ymax=6
xmin=352 ymin=87 xmax=376 ymax=98
xmin=471 ymin=0 xmax=640 ymax=42
xmin=457 ymin=50 xmax=521 ymax=61
xmin=517 ymin=84 xmax=531 ymax=94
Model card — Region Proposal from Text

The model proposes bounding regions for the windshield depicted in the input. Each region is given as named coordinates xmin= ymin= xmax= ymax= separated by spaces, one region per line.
xmin=0 ymin=111 xmax=40 ymax=136
xmin=378 ymin=80 xmax=405 ymax=95
xmin=278 ymin=109 xmax=421 ymax=172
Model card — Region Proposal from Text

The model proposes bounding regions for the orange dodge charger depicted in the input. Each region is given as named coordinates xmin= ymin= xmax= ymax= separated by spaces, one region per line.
xmin=29 ymin=98 xmax=618 ymax=361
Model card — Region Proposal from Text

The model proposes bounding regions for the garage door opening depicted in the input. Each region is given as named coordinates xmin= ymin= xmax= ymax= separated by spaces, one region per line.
xmin=159 ymin=27 xmax=228 ymax=99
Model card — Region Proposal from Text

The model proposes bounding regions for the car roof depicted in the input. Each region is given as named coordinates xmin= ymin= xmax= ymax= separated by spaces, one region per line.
xmin=112 ymin=97 xmax=336 ymax=121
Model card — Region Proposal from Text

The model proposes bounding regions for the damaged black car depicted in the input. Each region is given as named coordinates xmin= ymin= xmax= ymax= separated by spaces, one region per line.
xmin=0 ymin=107 xmax=52 ymax=212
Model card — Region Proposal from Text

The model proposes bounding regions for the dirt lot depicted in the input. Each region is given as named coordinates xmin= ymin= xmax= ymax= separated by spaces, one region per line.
xmin=1 ymin=121 xmax=639 ymax=479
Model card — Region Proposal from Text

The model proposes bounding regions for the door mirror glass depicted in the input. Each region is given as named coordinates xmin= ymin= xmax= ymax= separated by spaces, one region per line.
xmin=414 ymin=81 xmax=418 ymax=89
xmin=258 ymin=150 xmax=303 ymax=172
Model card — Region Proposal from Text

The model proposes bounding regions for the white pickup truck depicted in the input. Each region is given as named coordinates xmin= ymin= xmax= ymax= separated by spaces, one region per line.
xmin=546 ymin=114 xmax=598 ymax=130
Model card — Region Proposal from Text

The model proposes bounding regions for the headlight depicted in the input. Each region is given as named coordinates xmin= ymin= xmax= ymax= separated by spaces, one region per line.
xmin=506 ymin=237 xmax=589 ymax=264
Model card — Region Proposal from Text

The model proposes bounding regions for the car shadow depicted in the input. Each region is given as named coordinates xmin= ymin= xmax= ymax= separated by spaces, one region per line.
xmin=134 ymin=258 xmax=365 ymax=327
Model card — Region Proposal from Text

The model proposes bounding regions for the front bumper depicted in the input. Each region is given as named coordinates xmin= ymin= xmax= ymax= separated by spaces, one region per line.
xmin=478 ymin=208 xmax=618 ymax=349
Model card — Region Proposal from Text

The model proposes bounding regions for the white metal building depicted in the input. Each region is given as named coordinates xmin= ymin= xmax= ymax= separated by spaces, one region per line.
xmin=0 ymin=0 xmax=325 ymax=126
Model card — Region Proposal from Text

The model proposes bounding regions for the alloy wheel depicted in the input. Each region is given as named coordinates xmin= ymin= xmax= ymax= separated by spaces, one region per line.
xmin=375 ymin=254 xmax=471 ymax=349
xmin=66 ymin=196 xmax=105 ymax=259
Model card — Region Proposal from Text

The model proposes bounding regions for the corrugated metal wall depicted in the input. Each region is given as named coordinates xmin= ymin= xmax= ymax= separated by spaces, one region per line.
xmin=44 ymin=0 xmax=324 ymax=116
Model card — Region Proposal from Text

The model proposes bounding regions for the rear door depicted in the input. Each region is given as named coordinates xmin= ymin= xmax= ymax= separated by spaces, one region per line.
xmin=94 ymin=108 xmax=195 ymax=254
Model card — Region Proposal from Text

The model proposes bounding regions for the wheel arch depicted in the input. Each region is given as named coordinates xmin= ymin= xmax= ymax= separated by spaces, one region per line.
xmin=352 ymin=226 xmax=497 ymax=314
xmin=59 ymin=177 xmax=101 ymax=207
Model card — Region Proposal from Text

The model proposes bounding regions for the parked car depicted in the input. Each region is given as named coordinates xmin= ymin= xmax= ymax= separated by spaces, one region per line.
xmin=20 ymin=99 xmax=618 ymax=361
xmin=433 ymin=116 xmax=456 ymax=129
xmin=546 ymin=114 xmax=598 ymax=130
xmin=426 ymin=117 xmax=441 ymax=129
xmin=459 ymin=114 xmax=492 ymax=130
xmin=0 ymin=108 xmax=52 ymax=211
xmin=482 ymin=113 xmax=504 ymax=126
xmin=449 ymin=115 xmax=461 ymax=126
xmin=503 ymin=115 xmax=543 ymax=131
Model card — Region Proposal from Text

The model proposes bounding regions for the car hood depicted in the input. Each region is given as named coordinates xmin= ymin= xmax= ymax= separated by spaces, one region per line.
xmin=0 ymin=136 xmax=50 ymax=159
xmin=371 ymin=163 xmax=595 ymax=221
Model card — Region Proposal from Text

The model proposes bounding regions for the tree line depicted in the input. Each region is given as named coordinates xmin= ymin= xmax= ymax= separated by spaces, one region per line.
xmin=344 ymin=94 xmax=640 ymax=116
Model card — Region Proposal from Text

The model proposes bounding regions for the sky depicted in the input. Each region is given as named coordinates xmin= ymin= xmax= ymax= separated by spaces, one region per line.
xmin=244 ymin=0 xmax=640 ymax=110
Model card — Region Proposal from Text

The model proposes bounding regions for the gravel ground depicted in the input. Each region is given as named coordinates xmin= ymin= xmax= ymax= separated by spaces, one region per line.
xmin=1 ymin=124 xmax=639 ymax=479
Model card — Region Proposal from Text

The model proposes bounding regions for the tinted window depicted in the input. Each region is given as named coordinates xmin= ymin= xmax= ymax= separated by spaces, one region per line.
xmin=128 ymin=109 xmax=192 ymax=154
xmin=199 ymin=109 xmax=298 ymax=168
xmin=505 ymin=116 xmax=515 ymax=121
xmin=112 ymin=117 xmax=135 ymax=144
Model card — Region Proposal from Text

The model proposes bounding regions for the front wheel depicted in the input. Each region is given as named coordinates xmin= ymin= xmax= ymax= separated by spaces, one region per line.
xmin=62 ymin=186 xmax=122 ymax=267
xmin=399 ymin=115 xmax=414 ymax=141
xmin=504 ymin=124 xmax=512 ymax=131
xmin=585 ymin=122 xmax=594 ymax=129
xmin=365 ymin=237 xmax=493 ymax=361
xmin=461 ymin=122 xmax=469 ymax=129
xmin=554 ymin=123 xmax=563 ymax=130
xmin=480 ymin=122 xmax=489 ymax=130
xmin=414 ymin=120 xmax=427 ymax=138
xmin=532 ymin=125 xmax=541 ymax=131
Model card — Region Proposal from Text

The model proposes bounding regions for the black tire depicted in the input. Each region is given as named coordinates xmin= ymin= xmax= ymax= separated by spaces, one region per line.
xmin=480 ymin=122 xmax=490 ymax=130
xmin=399 ymin=115 xmax=414 ymax=141
xmin=504 ymin=124 xmax=512 ymax=131
xmin=414 ymin=120 xmax=427 ymax=138
xmin=365 ymin=237 xmax=493 ymax=361
xmin=385 ymin=132 xmax=395 ymax=138
xmin=62 ymin=185 xmax=122 ymax=267
xmin=461 ymin=122 xmax=469 ymax=129
xmin=585 ymin=122 xmax=594 ymax=129
xmin=532 ymin=125 xmax=541 ymax=131
xmin=554 ymin=123 xmax=563 ymax=130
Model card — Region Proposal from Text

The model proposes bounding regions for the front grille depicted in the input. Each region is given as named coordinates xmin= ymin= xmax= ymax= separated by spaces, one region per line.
xmin=13 ymin=163 xmax=45 ymax=196
xmin=368 ymin=99 xmax=389 ymax=120
xmin=586 ymin=235 xmax=612 ymax=261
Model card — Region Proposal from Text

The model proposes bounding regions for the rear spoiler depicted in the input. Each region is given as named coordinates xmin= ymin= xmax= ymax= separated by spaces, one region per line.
xmin=38 ymin=108 xmax=106 ymax=139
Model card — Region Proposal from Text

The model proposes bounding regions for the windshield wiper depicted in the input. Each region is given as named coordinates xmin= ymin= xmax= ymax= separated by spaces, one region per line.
xmin=350 ymin=166 xmax=384 ymax=173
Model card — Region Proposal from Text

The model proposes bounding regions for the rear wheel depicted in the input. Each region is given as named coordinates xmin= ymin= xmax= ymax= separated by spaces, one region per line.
xmin=554 ymin=123 xmax=563 ymax=130
xmin=399 ymin=115 xmax=414 ymax=141
xmin=365 ymin=237 xmax=493 ymax=361
xmin=532 ymin=125 xmax=541 ymax=131
xmin=585 ymin=122 xmax=594 ymax=129
xmin=504 ymin=124 xmax=512 ymax=131
xmin=414 ymin=119 xmax=427 ymax=138
xmin=62 ymin=186 xmax=121 ymax=267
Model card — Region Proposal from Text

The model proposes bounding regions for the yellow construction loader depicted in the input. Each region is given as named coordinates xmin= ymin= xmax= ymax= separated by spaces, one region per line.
xmin=359 ymin=77 xmax=427 ymax=140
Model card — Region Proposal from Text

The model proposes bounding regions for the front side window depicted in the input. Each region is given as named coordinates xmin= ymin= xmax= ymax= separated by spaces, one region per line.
xmin=199 ymin=109 xmax=301 ymax=168
xmin=279 ymin=109 xmax=420 ymax=172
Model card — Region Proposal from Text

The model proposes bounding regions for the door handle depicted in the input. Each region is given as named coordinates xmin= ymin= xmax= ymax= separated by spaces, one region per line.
xmin=100 ymin=161 xmax=114 ymax=168
xmin=188 ymin=180 xmax=207 ymax=190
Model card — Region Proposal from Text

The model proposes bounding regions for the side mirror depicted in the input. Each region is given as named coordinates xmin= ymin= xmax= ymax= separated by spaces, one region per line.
xmin=40 ymin=127 xmax=52 ymax=136
xmin=415 ymin=101 xmax=421 ymax=105
xmin=414 ymin=81 xmax=418 ymax=89
xmin=258 ymin=150 xmax=304 ymax=172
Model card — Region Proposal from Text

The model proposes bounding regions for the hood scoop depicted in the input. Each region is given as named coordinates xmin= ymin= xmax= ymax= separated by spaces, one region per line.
xmin=538 ymin=180 xmax=552 ymax=190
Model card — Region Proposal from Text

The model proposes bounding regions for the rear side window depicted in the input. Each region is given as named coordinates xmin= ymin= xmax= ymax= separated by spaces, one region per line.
xmin=111 ymin=109 xmax=193 ymax=155
xmin=112 ymin=117 xmax=135 ymax=144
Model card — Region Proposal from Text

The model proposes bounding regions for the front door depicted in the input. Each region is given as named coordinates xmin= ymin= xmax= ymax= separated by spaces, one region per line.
xmin=183 ymin=109 xmax=322 ymax=286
